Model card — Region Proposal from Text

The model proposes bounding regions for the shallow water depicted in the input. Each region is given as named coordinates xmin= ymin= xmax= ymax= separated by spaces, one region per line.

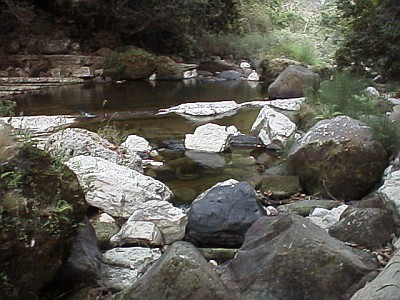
xmin=17 ymin=80 xmax=277 ymax=204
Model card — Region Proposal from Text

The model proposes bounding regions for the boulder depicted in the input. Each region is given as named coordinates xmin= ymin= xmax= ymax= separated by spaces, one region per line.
xmin=46 ymin=128 xmax=142 ymax=172
xmin=350 ymin=247 xmax=400 ymax=300
xmin=287 ymin=116 xmax=388 ymax=200
xmin=110 ymin=220 xmax=165 ymax=247
xmin=261 ymin=58 xmax=305 ymax=83
xmin=218 ymin=70 xmax=242 ymax=80
xmin=65 ymin=156 xmax=173 ymax=218
xmin=251 ymin=106 xmax=296 ymax=147
xmin=115 ymin=242 xmax=233 ymax=300
xmin=268 ymin=65 xmax=319 ymax=99
xmin=154 ymin=56 xmax=184 ymax=80
xmin=54 ymin=217 xmax=102 ymax=289
xmin=103 ymin=50 xmax=157 ymax=80
xmin=121 ymin=134 xmax=151 ymax=154
xmin=329 ymin=208 xmax=397 ymax=249
xmin=186 ymin=180 xmax=266 ymax=247
xmin=102 ymin=247 xmax=162 ymax=291
xmin=0 ymin=115 xmax=76 ymax=136
xmin=198 ymin=58 xmax=236 ymax=73
xmin=0 ymin=144 xmax=87 ymax=299
xmin=220 ymin=214 xmax=378 ymax=300
xmin=185 ymin=123 xmax=238 ymax=152
xmin=122 ymin=200 xmax=187 ymax=244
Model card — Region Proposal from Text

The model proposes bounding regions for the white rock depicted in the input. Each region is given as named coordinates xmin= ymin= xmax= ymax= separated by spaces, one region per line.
xmin=121 ymin=134 xmax=152 ymax=153
xmin=240 ymin=61 xmax=251 ymax=69
xmin=98 ymin=213 xmax=115 ymax=223
xmin=110 ymin=220 xmax=165 ymax=246
xmin=241 ymin=98 xmax=305 ymax=111
xmin=247 ymin=70 xmax=259 ymax=81
xmin=379 ymin=169 xmax=400 ymax=216
xmin=0 ymin=115 xmax=76 ymax=135
xmin=185 ymin=123 xmax=238 ymax=152
xmin=183 ymin=69 xmax=198 ymax=79
xmin=46 ymin=128 xmax=142 ymax=171
xmin=65 ymin=156 xmax=173 ymax=218
xmin=308 ymin=205 xmax=348 ymax=229
xmin=364 ymin=86 xmax=380 ymax=97
xmin=157 ymin=101 xmax=239 ymax=117
xmin=127 ymin=200 xmax=188 ymax=244
xmin=102 ymin=247 xmax=161 ymax=291
xmin=72 ymin=66 xmax=93 ymax=78
xmin=251 ymin=106 xmax=296 ymax=146
xmin=388 ymin=98 xmax=400 ymax=106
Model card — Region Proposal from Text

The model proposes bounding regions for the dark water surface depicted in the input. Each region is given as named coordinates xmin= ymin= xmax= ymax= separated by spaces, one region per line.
xmin=18 ymin=80 xmax=276 ymax=204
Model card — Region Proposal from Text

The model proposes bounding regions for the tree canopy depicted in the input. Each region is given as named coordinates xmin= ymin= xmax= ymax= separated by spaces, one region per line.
xmin=335 ymin=0 xmax=400 ymax=79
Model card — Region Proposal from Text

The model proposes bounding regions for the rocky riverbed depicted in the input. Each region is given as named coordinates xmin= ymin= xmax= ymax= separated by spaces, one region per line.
xmin=1 ymin=57 xmax=400 ymax=299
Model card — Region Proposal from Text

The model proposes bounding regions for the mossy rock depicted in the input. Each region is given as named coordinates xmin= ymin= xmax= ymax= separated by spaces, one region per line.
xmin=103 ymin=49 xmax=157 ymax=80
xmin=287 ymin=116 xmax=389 ymax=200
xmin=257 ymin=175 xmax=301 ymax=199
xmin=277 ymin=199 xmax=342 ymax=216
xmin=0 ymin=143 xmax=87 ymax=299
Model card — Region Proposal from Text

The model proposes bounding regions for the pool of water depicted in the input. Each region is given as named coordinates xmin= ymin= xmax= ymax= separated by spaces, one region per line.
xmin=16 ymin=80 xmax=278 ymax=204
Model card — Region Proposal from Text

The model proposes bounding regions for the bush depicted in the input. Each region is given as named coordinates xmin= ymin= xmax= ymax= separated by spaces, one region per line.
xmin=296 ymin=72 xmax=399 ymax=155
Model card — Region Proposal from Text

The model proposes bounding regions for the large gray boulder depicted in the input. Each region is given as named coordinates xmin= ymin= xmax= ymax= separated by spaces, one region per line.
xmin=115 ymin=242 xmax=233 ymax=300
xmin=268 ymin=65 xmax=319 ymax=99
xmin=186 ymin=179 xmax=266 ymax=247
xmin=329 ymin=207 xmax=397 ymax=249
xmin=287 ymin=116 xmax=388 ymax=200
xmin=65 ymin=156 xmax=173 ymax=218
xmin=46 ymin=128 xmax=142 ymax=172
xmin=379 ymin=156 xmax=400 ymax=218
xmin=55 ymin=217 xmax=102 ymax=289
xmin=220 ymin=214 xmax=378 ymax=300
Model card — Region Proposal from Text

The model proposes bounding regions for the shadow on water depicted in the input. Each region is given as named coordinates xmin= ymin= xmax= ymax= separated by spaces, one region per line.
xmin=17 ymin=80 xmax=278 ymax=204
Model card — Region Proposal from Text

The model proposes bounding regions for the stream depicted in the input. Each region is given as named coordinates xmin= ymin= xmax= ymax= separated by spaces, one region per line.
xmin=16 ymin=80 xmax=279 ymax=204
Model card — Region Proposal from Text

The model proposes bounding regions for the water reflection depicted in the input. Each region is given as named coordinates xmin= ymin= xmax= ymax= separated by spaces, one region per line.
xmin=16 ymin=80 xmax=276 ymax=204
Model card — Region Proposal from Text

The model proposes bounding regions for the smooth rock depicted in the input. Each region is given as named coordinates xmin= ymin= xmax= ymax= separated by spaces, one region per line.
xmin=102 ymin=247 xmax=162 ymax=291
xmin=287 ymin=116 xmax=388 ymax=200
xmin=221 ymin=214 xmax=378 ymax=300
xmin=185 ymin=150 xmax=226 ymax=168
xmin=115 ymin=242 xmax=233 ymax=300
xmin=268 ymin=65 xmax=319 ymax=99
xmin=185 ymin=123 xmax=238 ymax=152
xmin=186 ymin=180 xmax=266 ymax=247
xmin=158 ymin=100 xmax=239 ymax=117
xmin=65 ymin=156 xmax=173 ymax=218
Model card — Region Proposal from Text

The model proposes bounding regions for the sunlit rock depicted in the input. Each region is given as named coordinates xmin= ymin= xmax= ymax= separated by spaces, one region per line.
xmin=185 ymin=123 xmax=238 ymax=152
xmin=65 ymin=156 xmax=173 ymax=218
xmin=251 ymin=105 xmax=296 ymax=146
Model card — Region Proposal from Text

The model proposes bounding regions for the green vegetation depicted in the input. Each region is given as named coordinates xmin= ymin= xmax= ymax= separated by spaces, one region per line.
xmin=0 ymin=99 xmax=16 ymax=117
xmin=335 ymin=0 xmax=400 ymax=79
xmin=295 ymin=72 xmax=400 ymax=156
